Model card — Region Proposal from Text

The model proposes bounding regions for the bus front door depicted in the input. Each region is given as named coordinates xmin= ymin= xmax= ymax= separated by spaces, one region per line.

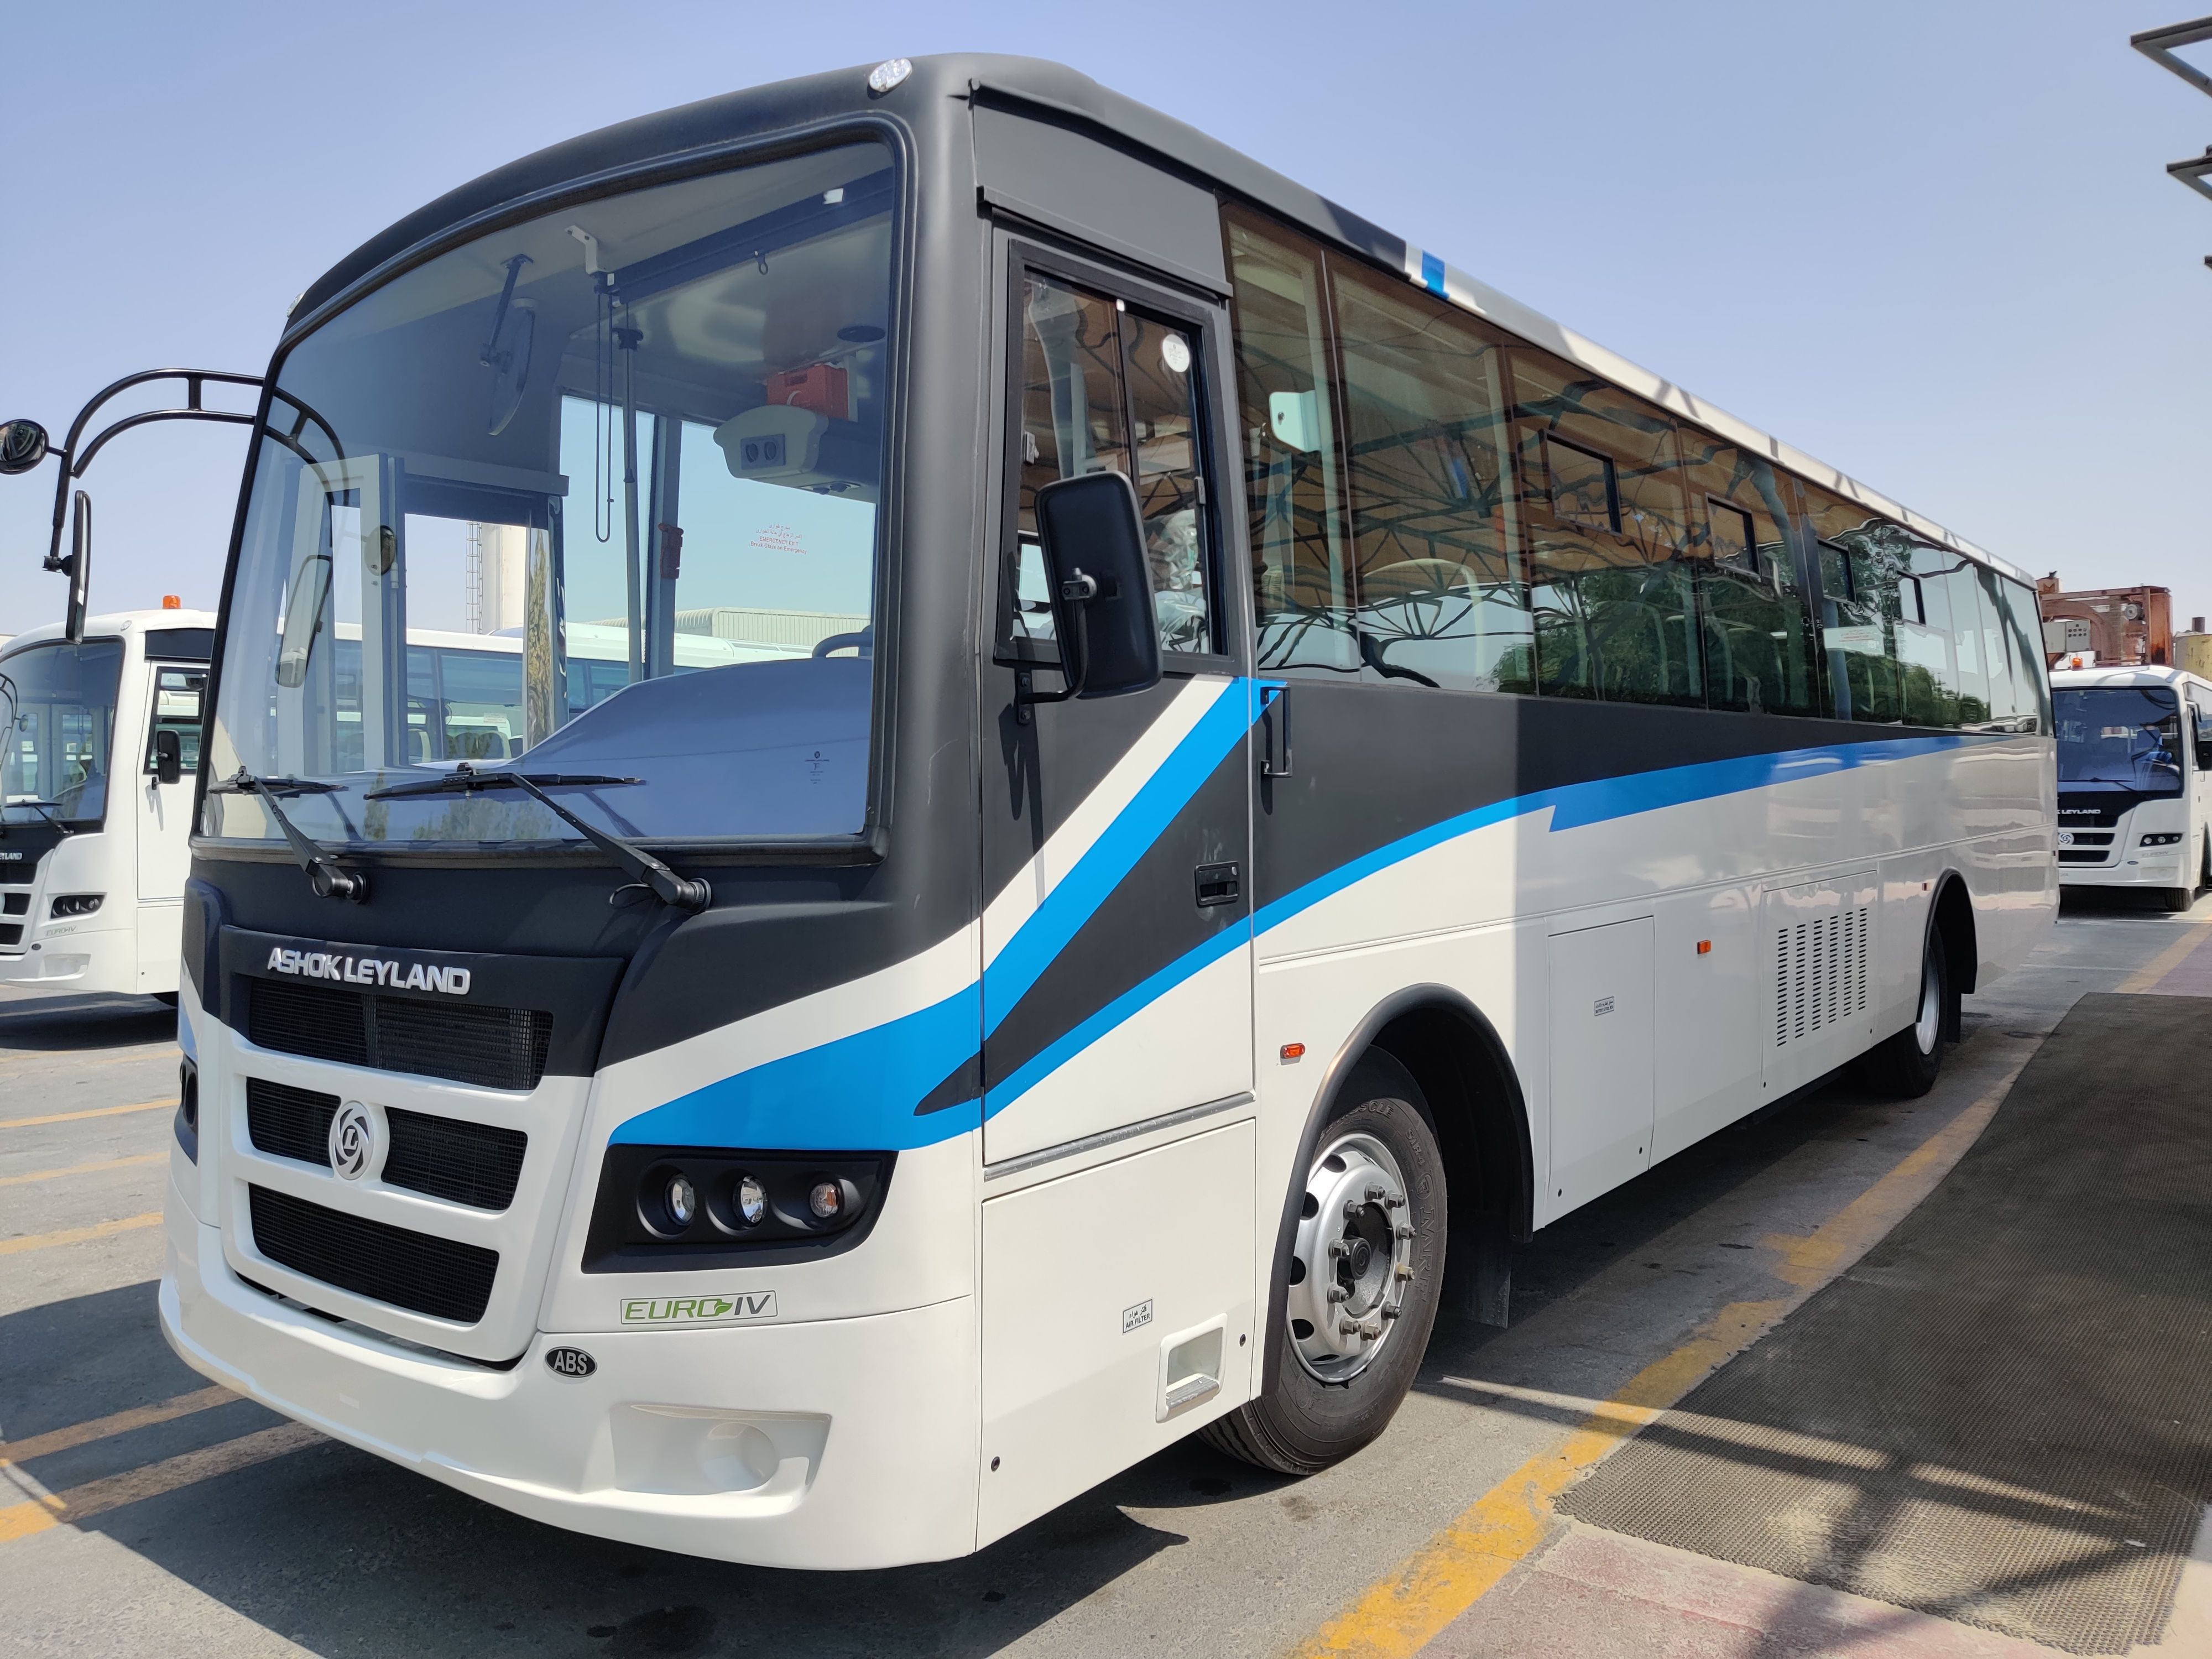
xmin=974 ymin=239 xmax=1259 ymax=1543
xmin=135 ymin=663 xmax=202 ymax=992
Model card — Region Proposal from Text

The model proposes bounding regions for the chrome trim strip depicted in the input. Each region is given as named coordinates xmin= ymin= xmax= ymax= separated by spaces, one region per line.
xmin=983 ymin=1092 xmax=1254 ymax=1182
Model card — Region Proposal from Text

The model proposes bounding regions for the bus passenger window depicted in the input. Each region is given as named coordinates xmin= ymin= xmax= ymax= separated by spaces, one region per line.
xmin=1681 ymin=438 xmax=1819 ymax=717
xmin=1329 ymin=254 xmax=1530 ymax=693
xmin=1511 ymin=347 xmax=1701 ymax=707
xmin=1225 ymin=208 xmax=1357 ymax=679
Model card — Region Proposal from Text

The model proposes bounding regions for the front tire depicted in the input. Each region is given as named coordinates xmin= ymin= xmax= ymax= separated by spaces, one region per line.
xmin=2163 ymin=885 xmax=2194 ymax=913
xmin=1858 ymin=925 xmax=1952 ymax=1098
xmin=1203 ymin=1051 xmax=1447 ymax=1476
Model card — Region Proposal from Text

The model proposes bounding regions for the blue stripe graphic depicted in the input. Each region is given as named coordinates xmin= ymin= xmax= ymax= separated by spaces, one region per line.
xmin=615 ymin=729 xmax=1974 ymax=1150
xmin=613 ymin=680 xmax=1258 ymax=1150
xmin=1418 ymin=251 xmax=1448 ymax=296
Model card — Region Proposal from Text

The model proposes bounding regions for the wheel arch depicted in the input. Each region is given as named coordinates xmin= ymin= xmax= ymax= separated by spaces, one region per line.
xmin=1258 ymin=983 xmax=1533 ymax=1396
xmin=1931 ymin=868 xmax=1978 ymax=1003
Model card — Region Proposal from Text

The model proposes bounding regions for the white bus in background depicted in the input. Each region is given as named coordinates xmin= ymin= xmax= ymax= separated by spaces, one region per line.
xmin=2051 ymin=664 xmax=2212 ymax=910
xmin=0 ymin=609 xmax=215 ymax=999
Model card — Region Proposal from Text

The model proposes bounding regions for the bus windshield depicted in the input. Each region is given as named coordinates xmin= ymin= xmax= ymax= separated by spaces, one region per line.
xmin=2054 ymin=686 xmax=2182 ymax=793
xmin=206 ymin=140 xmax=895 ymax=848
xmin=1 ymin=638 xmax=124 ymax=828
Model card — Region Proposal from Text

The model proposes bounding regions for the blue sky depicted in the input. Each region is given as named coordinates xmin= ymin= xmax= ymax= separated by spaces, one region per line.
xmin=2 ymin=1 xmax=2205 ymax=637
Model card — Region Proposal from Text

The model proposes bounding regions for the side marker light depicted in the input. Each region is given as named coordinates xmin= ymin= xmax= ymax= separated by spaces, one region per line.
xmin=1280 ymin=1042 xmax=1306 ymax=1062
xmin=1695 ymin=940 xmax=1712 ymax=955
xmin=809 ymin=1180 xmax=844 ymax=1220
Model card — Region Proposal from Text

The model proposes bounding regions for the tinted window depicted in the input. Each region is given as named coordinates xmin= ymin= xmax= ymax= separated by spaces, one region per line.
xmin=144 ymin=666 xmax=207 ymax=775
xmin=1510 ymin=348 xmax=1701 ymax=705
xmin=1972 ymin=566 xmax=2020 ymax=725
xmin=1226 ymin=209 xmax=1356 ymax=677
xmin=1680 ymin=436 xmax=1820 ymax=717
xmin=1331 ymin=257 xmax=1531 ymax=692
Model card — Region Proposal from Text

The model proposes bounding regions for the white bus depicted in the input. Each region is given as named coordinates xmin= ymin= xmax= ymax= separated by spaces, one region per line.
xmin=161 ymin=55 xmax=2055 ymax=1570
xmin=2051 ymin=664 xmax=2212 ymax=909
xmin=1 ymin=609 xmax=214 ymax=999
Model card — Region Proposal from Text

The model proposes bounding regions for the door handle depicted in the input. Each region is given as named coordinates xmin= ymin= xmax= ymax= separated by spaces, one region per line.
xmin=1261 ymin=686 xmax=1291 ymax=778
xmin=1194 ymin=862 xmax=1240 ymax=908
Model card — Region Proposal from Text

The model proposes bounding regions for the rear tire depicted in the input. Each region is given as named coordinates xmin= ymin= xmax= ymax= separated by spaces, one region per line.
xmin=1858 ymin=925 xmax=1952 ymax=1099
xmin=1202 ymin=1051 xmax=1447 ymax=1475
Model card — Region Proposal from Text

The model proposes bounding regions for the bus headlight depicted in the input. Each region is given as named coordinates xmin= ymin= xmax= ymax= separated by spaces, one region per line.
xmin=2141 ymin=832 xmax=2183 ymax=847
xmin=50 ymin=893 xmax=103 ymax=918
xmin=587 ymin=1146 xmax=893 ymax=1270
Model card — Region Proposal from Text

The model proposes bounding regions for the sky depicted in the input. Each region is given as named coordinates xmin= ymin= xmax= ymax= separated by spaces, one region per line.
xmin=1 ymin=0 xmax=2206 ymax=639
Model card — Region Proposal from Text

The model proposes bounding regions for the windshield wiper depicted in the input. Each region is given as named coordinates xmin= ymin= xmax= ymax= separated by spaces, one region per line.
xmin=2 ymin=799 xmax=73 ymax=837
xmin=364 ymin=766 xmax=710 ymax=911
xmin=211 ymin=770 xmax=366 ymax=902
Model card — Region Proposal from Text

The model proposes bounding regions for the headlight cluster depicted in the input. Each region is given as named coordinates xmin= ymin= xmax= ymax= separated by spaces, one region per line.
xmin=176 ymin=1056 xmax=199 ymax=1163
xmin=2140 ymin=832 xmax=2184 ymax=847
xmin=50 ymin=893 xmax=103 ymax=918
xmin=584 ymin=1144 xmax=891 ymax=1271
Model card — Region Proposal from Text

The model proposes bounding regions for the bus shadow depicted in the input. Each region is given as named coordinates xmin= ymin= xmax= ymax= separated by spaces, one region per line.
xmin=0 ymin=989 xmax=177 ymax=1054
xmin=2058 ymin=886 xmax=2202 ymax=920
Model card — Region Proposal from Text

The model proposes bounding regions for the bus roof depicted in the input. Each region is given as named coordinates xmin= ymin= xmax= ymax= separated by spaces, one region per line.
xmin=2051 ymin=664 xmax=2212 ymax=693
xmin=286 ymin=54 xmax=2030 ymax=588
xmin=0 ymin=609 xmax=218 ymax=658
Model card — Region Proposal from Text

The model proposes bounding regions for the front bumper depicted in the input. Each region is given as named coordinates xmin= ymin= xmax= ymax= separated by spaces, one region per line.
xmin=159 ymin=1180 xmax=980 ymax=1569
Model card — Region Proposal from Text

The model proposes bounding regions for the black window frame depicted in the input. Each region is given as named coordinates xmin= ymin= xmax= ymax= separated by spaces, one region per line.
xmin=992 ymin=236 xmax=1239 ymax=679
xmin=1541 ymin=431 xmax=1621 ymax=535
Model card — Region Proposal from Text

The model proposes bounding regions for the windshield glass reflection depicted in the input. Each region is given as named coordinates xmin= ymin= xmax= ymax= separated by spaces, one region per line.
xmin=208 ymin=142 xmax=895 ymax=848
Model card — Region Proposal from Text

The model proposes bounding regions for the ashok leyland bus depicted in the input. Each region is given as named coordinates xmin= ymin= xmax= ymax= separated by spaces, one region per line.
xmin=2050 ymin=664 xmax=2212 ymax=910
xmin=160 ymin=56 xmax=2056 ymax=1568
xmin=1 ymin=609 xmax=214 ymax=999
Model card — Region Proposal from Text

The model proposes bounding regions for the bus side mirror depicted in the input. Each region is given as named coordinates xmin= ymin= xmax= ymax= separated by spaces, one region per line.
xmin=1031 ymin=471 xmax=1160 ymax=704
xmin=153 ymin=729 xmax=182 ymax=786
xmin=2198 ymin=738 xmax=2212 ymax=773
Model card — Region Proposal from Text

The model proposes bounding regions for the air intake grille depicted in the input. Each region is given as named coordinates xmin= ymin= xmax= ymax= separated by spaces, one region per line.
xmin=246 ymin=1078 xmax=338 ymax=1165
xmin=384 ymin=1108 xmax=527 ymax=1211
xmin=244 ymin=1080 xmax=525 ymax=1211
xmin=247 ymin=976 xmax=551 ymax=1090
xmin=247 ymin=1184 xmax=498 ymax=1323
xmin=1774 ymin=905 xmax=1871 ymax=1047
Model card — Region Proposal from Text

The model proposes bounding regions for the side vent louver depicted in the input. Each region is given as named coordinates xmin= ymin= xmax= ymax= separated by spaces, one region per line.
xmin=1772 ymin=896 xmax=1872 ymax=1048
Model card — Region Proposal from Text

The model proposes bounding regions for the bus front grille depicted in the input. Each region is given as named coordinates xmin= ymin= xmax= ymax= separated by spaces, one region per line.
xmin=247 ymin=1184 xmax=499 ymax=1324
xmin=383 ymin=1108 xmax=528 ymax=1211
xmin=247 ymin=976 xmax=552 ymax=1091
xmin=246 ymin=1078 xmax=528 ymax=1211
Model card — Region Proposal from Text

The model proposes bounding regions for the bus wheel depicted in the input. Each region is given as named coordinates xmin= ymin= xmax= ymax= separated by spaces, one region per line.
xmin=1202 ymin=1050 xmax=1446 ymax=1476
xmin=1858 ymin=927 xmax=1952 ymax=1099
xmin=2163 ymin=885 xmax=2194 ymax=913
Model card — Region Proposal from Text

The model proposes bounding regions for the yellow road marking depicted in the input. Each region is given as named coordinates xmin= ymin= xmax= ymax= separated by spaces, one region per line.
xmin=0 ymin=1098 xmax=171 ymax=1130
xmin=0 ymin=1422 xmax=321 ymax=1545
xmin=1 ymin=1386 xmax=234 ymax=1468
xmin=0 ymin=1213 xmax=162 ymax=1256
xmin=2117 ymin=917 xmax=2212 ymax=994
xmin=1291 ymin=1061 xmax=2024 ymax=1659
xmin=0 ymin=1152 xmax=165 ymax=1188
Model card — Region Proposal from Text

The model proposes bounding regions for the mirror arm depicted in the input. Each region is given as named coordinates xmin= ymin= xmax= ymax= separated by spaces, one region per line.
xmin=1014 ymin=573 xmax=1096 ymax=723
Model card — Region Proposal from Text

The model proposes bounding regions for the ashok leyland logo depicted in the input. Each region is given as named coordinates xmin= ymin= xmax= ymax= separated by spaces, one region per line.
xmin=620 ymin=1292 xmax=779 ymax=1327
xmin=328 ymin=1102 xmax=376 ymax=1180
xmin=266 ymin=946 xmax=471 ymax=995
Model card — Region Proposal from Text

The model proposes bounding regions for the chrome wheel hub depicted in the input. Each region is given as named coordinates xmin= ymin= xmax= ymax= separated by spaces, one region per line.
xmin=1287 ymin=1130 xmax=1415 ymax=1383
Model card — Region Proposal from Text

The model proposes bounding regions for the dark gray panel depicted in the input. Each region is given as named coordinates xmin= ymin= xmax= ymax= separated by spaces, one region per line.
xmin=973 ymin=105 xmax=1227 ymax=295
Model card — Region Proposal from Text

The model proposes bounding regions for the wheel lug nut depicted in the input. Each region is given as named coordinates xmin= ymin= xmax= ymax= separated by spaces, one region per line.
xmin=1395 ymin=1264 xmax=1414 ymax=1281
xmin=1326 ymin=1285 xmax=1349 ymax=1303
xmin=1381 ymin=1304 xmax=1401 ymax=1321
xmin=1395 ymin=1224 xmax=1415 ymax=1240
xmin=1328 ymin=1239 xmax=1348 ymax=1259
xmin=1365 ymin=1185 xmax=1385 ymax=1202
xmin=1383 ymin=1194 xmax=1405 ymax=1211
